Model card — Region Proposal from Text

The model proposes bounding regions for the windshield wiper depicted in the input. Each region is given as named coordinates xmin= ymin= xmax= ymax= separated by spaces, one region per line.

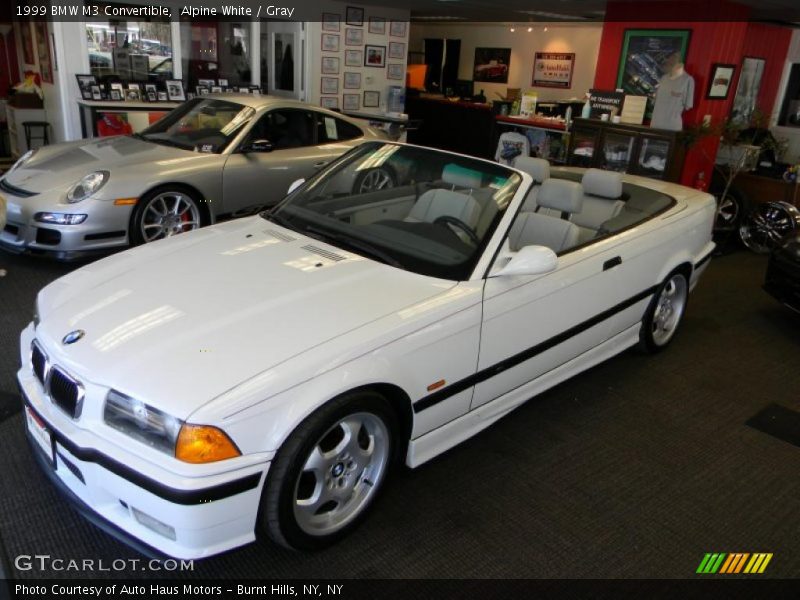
xmin=302 ymin=225 xmax=403 ymax=269
xmin=145 ymin=137 xmax=193 ymax=151
xmin=261 ymin=210 xmax=296 ymax=231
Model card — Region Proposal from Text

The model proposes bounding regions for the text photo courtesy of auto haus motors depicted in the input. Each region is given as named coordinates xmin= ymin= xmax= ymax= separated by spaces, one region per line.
xmin=1 ymin=0 xmax=800 ymax=594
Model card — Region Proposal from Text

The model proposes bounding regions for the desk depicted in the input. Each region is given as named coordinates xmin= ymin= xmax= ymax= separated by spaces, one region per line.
xmin=77 ymin=99 xmax=180 ymax=138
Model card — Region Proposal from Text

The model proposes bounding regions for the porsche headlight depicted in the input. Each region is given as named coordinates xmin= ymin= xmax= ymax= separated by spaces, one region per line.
xmin=66 ymin=171 xmax=109 ymax=203
xmin=8 ymin=148 xmax=37 ymax=174
xmin=104 ymin=390 xmax=183 ymax=455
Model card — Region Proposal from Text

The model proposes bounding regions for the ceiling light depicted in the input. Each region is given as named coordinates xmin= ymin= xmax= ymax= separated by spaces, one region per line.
xmin=527 ymin=26 xmax=533 ymax=32
xmin=543 ymin=27 xmax=548 ymax=32
xmin=517 ymin=10 xmax=589 ymax=20
xmin=510 ymin=27 xmax=515 ymax=32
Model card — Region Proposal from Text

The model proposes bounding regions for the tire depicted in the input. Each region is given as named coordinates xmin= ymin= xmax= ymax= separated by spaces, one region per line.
xmin=712 ymin=187 xmax=747 ymax=234
xmin=639 ymin=270 xmax=689 ymax=353
xmin=129 ymin=186 xmax=204 ymax=246
xmin=353 ymin=167 xmax=396 ymax=194
xmin=260 ymin=390 xmax=398 ymax=551
xmin=738 ymin=201 xmax=800 ymax=255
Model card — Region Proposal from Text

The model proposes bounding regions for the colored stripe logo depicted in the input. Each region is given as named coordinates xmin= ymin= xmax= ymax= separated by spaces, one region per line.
xmin=696 ymin=552 xmax=773 ymax=574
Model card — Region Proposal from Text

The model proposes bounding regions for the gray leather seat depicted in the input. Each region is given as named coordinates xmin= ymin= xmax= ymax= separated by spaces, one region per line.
xmin=406 ymin=163 xmax=483 ymax=228
xmin=508 ymin=179 xmax=583 ymax=253
xmin=573 ymin=169 xmax=625 ymax=242
xmin=513 ymin=156 xmax=550 ymax=212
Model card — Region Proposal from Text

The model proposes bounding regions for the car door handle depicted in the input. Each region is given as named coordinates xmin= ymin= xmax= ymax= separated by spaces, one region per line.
xmin=603 ymin=256 xmax=622 ymax=271
xmin=313 ymin=161 xmax=329 ymax=169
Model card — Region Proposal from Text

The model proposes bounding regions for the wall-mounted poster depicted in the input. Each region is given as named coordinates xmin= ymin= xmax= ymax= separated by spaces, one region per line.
xmin=365 ymin=45 xmax=386 ymax=68
xmin=345 ymin=50 xmax=362 ymax=67
xmin=34 ymin=22 xmax=53 ymax=83
xmin=345 ymin=28 xmax=363 ymax=46
xmin=706 ymin=63 xmax=736 ymax=100
xmin=343 ymin=72 xmax=361 ymax=89
xmin=532 ymin=52 xmax=575 ymax=89
xmin=730 ymin=57 xmax=765 ymax=124
xmin=322 ymin=13 xmax=341 ymax=32
xmin=615 ymin=29 xmax=691 ymax=116
xmin=321 ymin=33 xmax=340 ymax=53
xmin=473 ymin=47 xmax=511 ymax=84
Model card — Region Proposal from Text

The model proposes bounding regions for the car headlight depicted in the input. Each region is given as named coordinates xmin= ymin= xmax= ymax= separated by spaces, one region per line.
xmin=8 ymin=148 xmax=37 ymax=174
xmin=66 ymin=171 xmax=109 ymax=203
xmin=104 ymin=390 xmax=241 ymax=462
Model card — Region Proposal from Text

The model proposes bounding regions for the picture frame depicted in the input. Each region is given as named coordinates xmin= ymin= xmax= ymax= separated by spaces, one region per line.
xmin=387 ymin=64 xmax=404 ymax=81
xmin=19 ymin=22 xmax=35 ymax=65
xmin=321 ymin=33 xmax=340 ymax=53
xmin=322 ymin=56 xmax=340 ymax=75
xmin=706 ymin=63 xmax=736 ymax=100
xmin=615 ymin=29 xmax=691 ymax=116
xmin=90 ymin=85 xmax=102 ymax=101
xmin=368 ymin=17 xmax=386 ymax=35
xmin=322 ymin=13 xmax=341 ymax=32
xmin=147 ymin=91 xmax=157 ymax=102
xmin=198 ymin=78 xmax=215 ymax=88
xmin=345 ymin=28 xmax=364 ymax=46
xmin=196 ymin=86 xmax=210 ymax=95
xmin=532 ymin=52 xmax=575 ymax=89
xmin=345 ymin=6 xmax=364 ymax=26
xmin=320 ymin=96 xmax=339 ymax=110
xmin=343 ymin=93 xmax=360 ymax=111
xmin=731 ymin=57 xmax=766 ymax=124
xmin=126 ymin=85 xmax=141 ymax=102
xmin=34 ymin=21 xmax=53 ymax=84
xmin=211 ymin=86 xmax=223 ymax=93
xmin=75 ymin=74 xmax=96 ymax=100
xmin=363 ymin=90 xmax=380 ymax=108
xmin=388 ymin=42 xmax=405 ymax=60
xmin=166 ymin=80 xmax=186 ymax=102
xmin=109 ymin=89 xmax=122 ymax=101
xmin=158 ymin=91 xmax=168 ymax=101
xmin=364 ymin=45 xmax=386 ymax=68
xmin=345 ymin=49 xmax=363 ymax=67
xmin=217 ymin=78 xmax=229 ymax=87
xmin=321 ymin=77 xmax=340 ymax=95
xmin=343 ymin=72 xmax=362 ymax=89
xmin=473 ymin=47 xmax=511 ymax=84
xmin=389 ymin=21 xmax=407 ymax=38
xmin=145 ymin=83 xmax=157 ymax=100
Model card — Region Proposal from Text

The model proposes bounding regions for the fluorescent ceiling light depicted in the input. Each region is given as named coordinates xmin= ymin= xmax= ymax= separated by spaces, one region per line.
xmin=517 ymin=10 xmax=590 ymax=20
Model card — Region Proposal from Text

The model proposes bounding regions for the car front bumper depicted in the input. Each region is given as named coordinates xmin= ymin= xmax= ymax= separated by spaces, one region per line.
xmin=18 ymin=325 xmax=269 ymax=559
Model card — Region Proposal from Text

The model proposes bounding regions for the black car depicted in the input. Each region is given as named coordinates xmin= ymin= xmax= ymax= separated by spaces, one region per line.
xmin=764 ymin=235 xmax=800 ymax=313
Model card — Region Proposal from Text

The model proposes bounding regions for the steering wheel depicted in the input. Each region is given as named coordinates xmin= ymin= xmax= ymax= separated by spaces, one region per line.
xmin=433 ymin=215 xmax=480 ymax=246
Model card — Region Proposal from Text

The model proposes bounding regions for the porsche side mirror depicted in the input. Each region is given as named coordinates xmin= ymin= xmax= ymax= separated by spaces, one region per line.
xmin=287 ymin=178 xmax=305 ymax=195
xmin=242 ymin=139 xmax=274 ymax=153
xmin=496 ymin=245 xmax=557 ymax=277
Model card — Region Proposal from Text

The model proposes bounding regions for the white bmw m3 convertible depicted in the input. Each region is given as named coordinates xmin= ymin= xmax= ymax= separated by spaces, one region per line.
xmin=19 ymin=142 xmax=716 ymax=558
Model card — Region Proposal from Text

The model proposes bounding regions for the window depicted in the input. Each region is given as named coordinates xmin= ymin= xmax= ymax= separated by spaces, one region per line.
xmin=85 ymin=3 xmax=173 ymax=82
xmin=316 ymin=115 xmax=363 ymax=144
xmin=246 ymin=110 xmax=314 ymax=149
xmin=180 ymin=22 xmax=251 ymax=89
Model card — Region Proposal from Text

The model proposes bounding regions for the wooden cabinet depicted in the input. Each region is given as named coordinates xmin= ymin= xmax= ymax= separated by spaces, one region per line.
xmin=5 ymin=105 xmax=47 ymax=158
xmin=567 ymin=118 xmax=685 ymax=182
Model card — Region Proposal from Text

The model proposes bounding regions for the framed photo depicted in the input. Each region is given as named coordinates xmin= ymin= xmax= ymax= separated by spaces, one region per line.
xmin=364 ymin=45 xmax=386 ymax=68
xmin=731 ymin=57 xmax=766 ymax=124
xmin=387 ymin=64 xmax=404 ymax=81
xmin=389 ymin=21 xmax=407 ymax=38
xmin=322 ymin=56 xmax=340 ymax=75
xmin=532 ymin=52 xmax=575 ymax=89
xmin=616 ymin=29 xmax=691 ymax=116
xmin=109 ymin=82 xmax=124 ymax=100
xmin=211 ymin=85 xmax=223 ymax=93
xmin=345 ymin=6 xmax=364 ymax=26
xmin=198 ymin=78 xmax=215 ymax=88
xmin=706 ymin=63 xmax=736 ymax=100
xmin=109 ymin=89 xmax=122 ymax=101
xmin=321 ymin=33 xmax=340 ymax=53
xmin=19 ymin=22 xmax=35 ymax=65
xmin=473 ymin=47 xmax=511 ymax=83
xmin=196 ymin=86 xmax=210 ymax=95
xmin=369 ymin=17 xmax=386 ymax=35
xmin=321 ymin=77 xmax=339 ymax=95
xmin=322 ymin=13 xmax=341 ymax=32
xmin=126 ymin=85 xmax=141 ymax=102
xmin=363 ymin=90 xmax=380 ymax=108
xmin=34 ymin=21 xmax=53 ymax=84
xmin=75 ymin=74 xmax=96 ymax=100
xmin=343 ymin=93 xmax=360 ymax=111
xmin=147 ymin=91 xmax=157 ymax=102
xmin=388 ymin=42 xmax=405 ymax=60
xmin=158 ymin=91 xmax=168 ymax=101
xmin=320 ymin=96 xmax=339 ymax=109
xmin=238 ymin=87 xmax=250 ymax=93
xmin=166 ymin=80 xmax=186 ymax=101
xmin=343 ymin=72 xmax=362 ymax=89
xmin=345 ymin=49 xmax=362 ymax=67
xmin=145 ymin=83 xmax=157 ymax=99
xmin=217 ymin=78 xmax=229 ymax=87
xmin=90 ymin=85 xmax=102 ymax=101
xmin=345 ymin=28 xmax=363 ymax=46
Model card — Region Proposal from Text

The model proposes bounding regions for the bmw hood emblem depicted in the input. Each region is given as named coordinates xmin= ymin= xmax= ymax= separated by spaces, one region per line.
xmin=62 ymin=330 xmax=85 ymax=345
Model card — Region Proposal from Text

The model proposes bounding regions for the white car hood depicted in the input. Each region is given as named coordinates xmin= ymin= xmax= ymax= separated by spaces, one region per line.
xmin=36 ymin=218 xmax=455 ymax=419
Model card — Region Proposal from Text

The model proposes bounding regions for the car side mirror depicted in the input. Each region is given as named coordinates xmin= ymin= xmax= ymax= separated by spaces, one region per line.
xmin=496 ymin=245 xmax=557 ymax=277
xmin=287 ymin=178 xmax=305 ymax=195
xmin=242 ymin=139 xmax=274 ymax=153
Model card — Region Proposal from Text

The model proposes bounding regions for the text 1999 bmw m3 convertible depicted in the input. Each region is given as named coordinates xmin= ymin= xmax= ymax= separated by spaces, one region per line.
xmin=19 ymin=143 xmax=715 ymax=558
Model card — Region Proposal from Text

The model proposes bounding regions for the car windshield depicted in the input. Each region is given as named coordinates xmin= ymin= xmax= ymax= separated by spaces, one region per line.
xmin=138 ymin=98 xmax=254 ymax=153
xmin=264 ymin=142 xmax=523 ymax=280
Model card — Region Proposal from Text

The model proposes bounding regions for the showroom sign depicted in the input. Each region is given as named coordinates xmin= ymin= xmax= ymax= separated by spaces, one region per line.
xmin=532 ymin=52 xmax=575 ymax=89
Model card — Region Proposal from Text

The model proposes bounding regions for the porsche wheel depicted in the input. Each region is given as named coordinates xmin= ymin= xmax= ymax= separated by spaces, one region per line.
xmin=130 ymin=187 xmax=203 ymax=245
xmin=639 ymin=270 xmax=689 ymax=353
xmin=353 ymin=167 xmax=396 ymax=194
xmin=261 ymin=390 xmax=397 ymax=550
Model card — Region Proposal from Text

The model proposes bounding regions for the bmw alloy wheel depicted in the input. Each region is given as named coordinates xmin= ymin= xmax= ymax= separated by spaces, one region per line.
xmin=651 ymin=273 xmax=688 ymax=347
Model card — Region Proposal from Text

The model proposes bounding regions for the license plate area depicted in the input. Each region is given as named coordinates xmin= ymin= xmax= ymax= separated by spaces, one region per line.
xmin=26 ymin=405 xmax=55 ymax=465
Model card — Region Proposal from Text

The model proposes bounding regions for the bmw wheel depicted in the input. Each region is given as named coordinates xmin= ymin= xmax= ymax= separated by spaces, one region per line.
xmin=130 ymin=187 xmax=203 ymax=245
xmin=261 ymin=390 xmax=397 ymax=550
xmin=640 ymin=270 xmax=689 ymax=353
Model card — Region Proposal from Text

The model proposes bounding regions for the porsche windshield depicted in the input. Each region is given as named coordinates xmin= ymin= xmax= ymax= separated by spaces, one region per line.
xmin=265 ymin=143 xmax=523 ymax=280
xmin=138 ymin=98 xmax=254 ymax=153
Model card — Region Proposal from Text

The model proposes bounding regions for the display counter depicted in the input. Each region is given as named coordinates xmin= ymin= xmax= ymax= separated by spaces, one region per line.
xmin=495 ymin=114 xmax=569 ymax=164
xmin=77 ymin=99 xmax=180 ymax=138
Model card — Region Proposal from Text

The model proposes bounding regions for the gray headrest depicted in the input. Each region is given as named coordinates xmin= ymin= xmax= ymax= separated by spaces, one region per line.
xmin=513 ymin=156 xmax=550 ymax=184
xmin=442 ymin=163 xmax=482 ymax=189
xmin=537 ymin=179 xmax=583 ymax=215
xmin=582 ymin=168 xmax=623 ymax=199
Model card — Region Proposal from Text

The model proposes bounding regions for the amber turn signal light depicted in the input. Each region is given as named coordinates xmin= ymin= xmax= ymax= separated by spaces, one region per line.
xmin=175 ymin=424 xmax=241 ymax=463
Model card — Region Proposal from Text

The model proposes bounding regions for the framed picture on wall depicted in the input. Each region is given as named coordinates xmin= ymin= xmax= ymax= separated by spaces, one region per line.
xmin=321 ymin=77 xmax=340 ymax=95
xmin=19 ymin=22 xmax=35 ymax=65
xmin=731 ymin=57 xmax=766 ymax=124
xmin=75 ymin=74 xmax=97 ymax=100
xmin=343 ymin=93 xmax=360 ymax=111
xmin=34 ymin=21 xmax=53 ymax=84
xmin=532 ymin=52 xmax=575 ymax=89
xmin=388 ymin=42 xmax=405 ymax=59
xmin=321 ymin=56 xmax=340 ymax=75
xmin=389 ymin=21 xmax=407 ymax=38
xmin=320 ymin=96 xmax=339 ymax=109
xmin=343 ymin=72 xmax=362 ymax=89
xmin=322 ymin=12 xmax=341 ymax=32
xmin=363 ymin=90 xmax=380 ymax=108
xmin=321 ymin=33 xmax=340 ymax=53
xmin=369 ymin=17 xmax=386 ymax=35
xmin=345 ymin=6 xmax=364 ymax=26
xmin=387 ymin=64 xmax=404 ymax=80
xmin=615 ymin=29 xmax=691 ymax=116
xmin=706 ymin=63 xmax=736 ymax=99
xmin=345 ymin=49 xmax=362 ymax=67
xmin=345 ymin=28 xmax=364 ymax=46
xmin=473 ymin=48 xmax=511 ymax=83
xmin=364 ymin=45 xmax=386 ymax=68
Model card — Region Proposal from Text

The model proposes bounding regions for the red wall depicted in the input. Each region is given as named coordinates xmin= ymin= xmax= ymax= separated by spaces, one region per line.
xmin=593 ymin=1 xmax=792 ymax=186
xmin=0 ymin=24 xmax=20 ymax=97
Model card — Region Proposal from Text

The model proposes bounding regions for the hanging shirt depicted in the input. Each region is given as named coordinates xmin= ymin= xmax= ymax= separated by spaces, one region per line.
xmin=495 ymin=131 xmax=530 ymax=165
xmin=650 ymin=71 xmax=695 ymax=131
